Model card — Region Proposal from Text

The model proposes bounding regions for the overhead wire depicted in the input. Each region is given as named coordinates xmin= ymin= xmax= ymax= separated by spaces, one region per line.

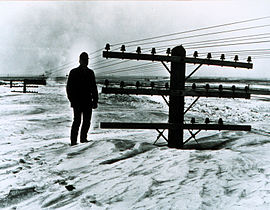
xmin=186 ymin=48 xmax=270 ymax=56
xmin=97 ymin=62 xmax=161 ymax=75
xmin=140 ymin=33 xmax=270 ymax=52
xmin=94 ymin=44 xmax=270 ymax=76
xmin=185 ymin=40 xmax=270 ymax=50
xmin=89 ymin=16 xmax=270 ymax=60
xmin=92 ymin=46 xmax=270 ymax=74
xmin=101 ymin=63 xmax=165 ymax=76
xmin=46 ymin=16 xmax=270 ymax=77
xmin=119 ymin=24 xmax=270 ymax=49
xmin=94 ymin=60 xmax=131 ymax=70
xmin=48 ymin=63 xmax=76 ymax=76
xmin=95 ymin=46 xmax=270 ymax=76
xmin=91 ymin=25 xmax=270 ymax=73
xmin=110 ymin=16 xmax=270 ymax=47
xmin=46 ymin=61 xmax=77 ymax=76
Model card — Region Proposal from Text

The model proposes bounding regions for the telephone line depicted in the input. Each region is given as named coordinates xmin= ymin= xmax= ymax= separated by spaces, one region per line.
xmin=110 ymin=16 xmax=270 ymax=47
xmin=97 ymin=62 xmax=159 ymax=75
xmin=140 ymin=33 xmax=270 ymax=52
xmin=98 ymin=63 xmax=163 ymax=75
xmin=184 ymin=37 xmax=270 ymax=48
xmin=186 ymin=48 xmax=270 ymax=56
xmin=46 ymin=63 xmax=76 ymax=76
xmin=185 ymin=40 xmax=270 ymax=50
xmin=121 ymin=24 xmax=270 ymax=49
xmin=94 ymin=60 xmax=130 ymax=70
xmin=45 ymin=21 xmax=270 ymax=76
xmin=88 ymin=16 xmax=270 ymax=58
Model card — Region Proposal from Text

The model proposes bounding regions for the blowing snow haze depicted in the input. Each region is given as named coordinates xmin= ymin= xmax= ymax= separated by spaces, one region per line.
xmin=0 ymin=2 xmax=101 ymax=76
xmin=0 ymin=1 xmax=270 ymax=78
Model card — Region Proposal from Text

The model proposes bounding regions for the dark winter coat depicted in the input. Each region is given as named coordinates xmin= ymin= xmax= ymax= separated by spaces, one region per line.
xmin=66 ymin=66 xmax=98 ymax=109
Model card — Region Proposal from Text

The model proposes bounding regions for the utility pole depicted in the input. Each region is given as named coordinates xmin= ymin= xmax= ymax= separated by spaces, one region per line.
xmin=168 ymin=46 xmax=186 ymax=148
xmin=100 ymin=44 xmax=253 ymax=149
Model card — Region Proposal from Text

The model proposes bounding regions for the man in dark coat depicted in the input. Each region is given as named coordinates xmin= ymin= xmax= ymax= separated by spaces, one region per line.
xmin=66 ymin=52 xmax=98 ymax=146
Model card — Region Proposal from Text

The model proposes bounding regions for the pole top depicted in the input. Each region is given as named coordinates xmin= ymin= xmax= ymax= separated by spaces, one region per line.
xmin=171 ymin=45 xmax=186 ymax=56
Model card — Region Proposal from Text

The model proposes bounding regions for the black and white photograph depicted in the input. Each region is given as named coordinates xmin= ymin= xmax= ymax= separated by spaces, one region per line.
xmin=0 ymin=0 xmax=270 ymax=209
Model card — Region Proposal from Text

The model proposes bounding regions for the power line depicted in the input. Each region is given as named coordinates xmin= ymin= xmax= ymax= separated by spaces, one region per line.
xmin=97 ymin=62 xmax=159 ymax=75
xmin=91 ymin=31 xmax=270 ymax=68
xmin=91 ymin=35 xmax=270 ymax=69
xmin=96 ymin=48 xmax=270 ymax=76
xmin=122 ymin=24 xmax=270 ymax=49
xmin=49 ymin=64 xmax=75 ymax=76
xmin=90 ymin=58 xmax=114 ymax=66
xmin=89 ymin=16 xmax=270 ymax=59
xmin=94 ymin=60 xmax=130 ymax=70
xmin=98 ymin=60 xmax=206 ymax=76
xmin=184 ymin=37 xmax=270 ymax=49
xmin=99 ymin=63 xmax=164 ymax=75
xmin=140 ymin=33 xmax=270 ymax=52
xmin=185 ymin=39 xmax=270 ymax=50
xmin=184 ymin=34 xmax=270 ymax=46
xmin=88 ymin=47 xmax=104 ymax=56
xmin=46 ymin=61 xmax=76 ymax=72
xmin=46 ymin=62 xmax=76 ymax=76
xmin=110 ymin=16 xmax=270 ymax=47
xmin=49 ymin=46 xmax=270 ymax=76
xmin=94 ymin=47 xmax=270 ymax=75
xmin=198 ymin=52 xmax=270 ymax=58
xmin=44 ymin=16 xmax=270 ymax=76
xmin=186 ymin=48 xmax=270 ymax=56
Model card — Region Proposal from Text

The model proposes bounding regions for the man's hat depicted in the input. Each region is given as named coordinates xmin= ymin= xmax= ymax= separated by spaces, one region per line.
xmin=79 ymin=52 xmax=89 ymax=60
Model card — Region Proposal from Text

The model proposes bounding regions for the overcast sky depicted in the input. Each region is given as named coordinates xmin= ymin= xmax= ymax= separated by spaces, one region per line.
xmin=0 ymin=1 xmax=270 ymax=79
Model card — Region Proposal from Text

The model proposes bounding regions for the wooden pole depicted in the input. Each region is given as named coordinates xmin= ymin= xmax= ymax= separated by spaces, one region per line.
xmin=168 ymin=45 xmax=186 ymax=148
xmin=23 ymin=80 xmax=27 ymax=93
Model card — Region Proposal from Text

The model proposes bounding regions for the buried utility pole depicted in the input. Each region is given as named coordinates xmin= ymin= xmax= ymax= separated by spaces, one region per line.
xmin=100 ymin=44 xmax=253 ymax=149
xmin=2 ymin=78 xmax=47 ymax=93
xmin=168 ymin=46 xmax=186 ymax=148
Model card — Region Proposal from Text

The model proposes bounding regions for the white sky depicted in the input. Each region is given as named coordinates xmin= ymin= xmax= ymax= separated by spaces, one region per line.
xmin=0 ymin=0 xmax=269 ymax=79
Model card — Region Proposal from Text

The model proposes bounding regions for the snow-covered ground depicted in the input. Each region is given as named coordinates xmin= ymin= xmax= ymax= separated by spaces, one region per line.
xmin=0 ymin=80 xmax=270 ymax=209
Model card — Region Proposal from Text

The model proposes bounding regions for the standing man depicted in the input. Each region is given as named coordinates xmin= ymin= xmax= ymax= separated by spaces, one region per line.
xmin=66 ymin=52 xmax=98 ymax=146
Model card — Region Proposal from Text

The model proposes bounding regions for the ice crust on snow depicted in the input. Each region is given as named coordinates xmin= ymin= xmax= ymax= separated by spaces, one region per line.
xmin=0 ymin=82 xmax=270 ymax=209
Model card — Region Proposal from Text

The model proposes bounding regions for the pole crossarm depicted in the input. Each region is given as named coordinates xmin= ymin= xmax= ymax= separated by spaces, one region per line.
xmin=103 ymin=51 xmax=181 ymax=63
xmin=100 ymin=122 xmax=180 ymax=130
xmin=24 ymin=79 xmax=46 ymax=85
xmin=0 ymin=76 xmax=47 ymax=81
xmin=249 ymin=89 xmax=270 ymax=96
xmin=184 ymin=124 xmax=251 ymax=131
xmin=103 ymin=51 xmax=253 ymax=69
xmin=102 ymin=87 xmax=170 ymax=95
xmin=2 ymin=78 xmax=46 ymax=85
xmin=11 ymin=90 xmax=38 ymax=93
xmin=100 ymin=122 xmax=251 ymax=131
xmin=102 ymin=87 xmax=250 ymax=99
xmin=185 ymin=57 xmax=252 ymax=69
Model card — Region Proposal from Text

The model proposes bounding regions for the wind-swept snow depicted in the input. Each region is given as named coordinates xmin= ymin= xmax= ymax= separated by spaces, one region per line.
xmin=0 ymin=81 xmax=270 ymax=209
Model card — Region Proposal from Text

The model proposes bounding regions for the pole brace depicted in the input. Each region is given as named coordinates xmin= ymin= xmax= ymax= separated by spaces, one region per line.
xmin=185 ymin=64 xmax=203 ymax=81
xmin=161 ymin=61 xmax=171 ymax=73
xmin=153 ymin=129 xmax=168 ymax=145
xmin=184 ymin=96 xmax=200 ymax=115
